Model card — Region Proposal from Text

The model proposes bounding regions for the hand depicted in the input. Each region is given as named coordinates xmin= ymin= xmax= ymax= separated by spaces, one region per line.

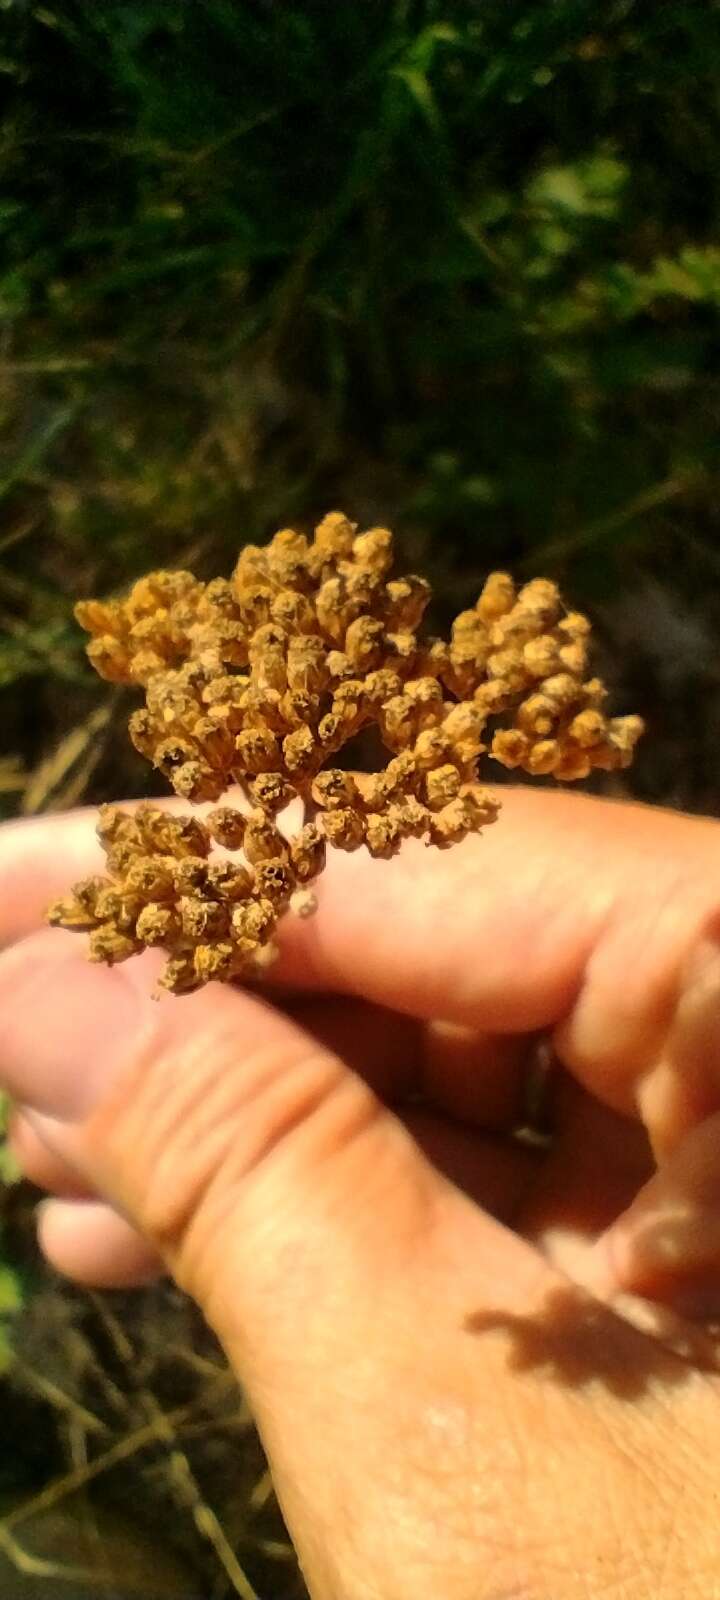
xmin=2 ymin=787 xmax=720 ymax=1599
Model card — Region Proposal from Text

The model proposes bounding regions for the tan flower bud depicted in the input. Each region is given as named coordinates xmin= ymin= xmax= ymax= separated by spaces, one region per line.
xmin=317 ymin=711 xmax=344 ymax=749
xmin=425 ymin=763 xmax=462 ymax=810
xmin=87 ymin=635 xmax=132 ymax=683
xmin=124 ymin=857 xmax=176 ymax=899
xmin=515 ymin=577 xmax=561 ymax=626
xmin=201 ymin=577 xmax=240 ymax=617
xmin=253 ymin=861 xmax=295 ymax=908
xmin=364 ymin=812 xmax=401 ymax=858
xmin=428 ymin=798 xmax=474 ymax=846
xmin=158 ymin=954 xmax=202 ymax=995
xmin=352 ymin=526 xmax=393 ymax=573
xmin=381 ymin=695 xmax=416 ymax=750
xmin=128 ymin=708 xmax=159 ymax=758
xmin=47 ymin=889 xmax=102 ymax=932
xmin=231 ymin=896 xmax=277 ymax=940
xmin=171 ymin=760 xmax=225 ymax=803
xmin=236 ymin=586 xmax=274 ymax=630
xmin=93 ymin=888 xmax=139 ymax=935
xmin=139 ymin=812 xmax=209 ymax=858
xmin=554 ymin=747 xmax=592 ymax=781
xmin=404 ymin=676 xmax=444 ymax=727
xmin=522 ymin=635 xmax=562 ymax=679
xmin=608 ymin=714 xmax=644 ymax=765
xmin=384 ymin=575 xmax=431 ymax=631
xmin=541 ymin=672 xmax=580 ymax=708
xmin=442 ymin=700 xmax=485 ymax=748
xmin=290 ymin=823 xmax=326 ymax=882
xmin=75 ymin=598 xmax=125 ymax=636
xmin=568 ymin=709 xmax=607 ymax=749
xmin=135 ymin=903 xmax=179 ymax=946
xmin=558 ymin=639 xmax=588 ymax=676
xmin=73 ymin=875 xmax=111 ymax=915
xmin=233 ymin=544 xmax=270 ymax=585
xmin=486 ymin=646 xmax=527 ymax=693
xmin=311 ymin=769 xmax=359 ymax=809
xmin=88 ymin=926 xmax=140 ymax=965
xmin=391 ymin=797 xmax=430 ymax=837
xmin=384 ymin=751 xmax=417 ymax=791
xmin=413 ymin=726 xmax=453 ymax=770
xmin=271 ymin=590 xmax=316 ymax=633
xmin=280 ymin=688 xmax=321 ymax=728
xmin=187 ymin=717 xmax=234 ymax=772
xmin=314 ymin=511 xmax=356 ymax=558
xmin=96 ymin=806 xmax=141 ymax=852
xmin=235 ymin=727 xmax=281 ymax=774
xmin=206 ymin=861 xmax=254 ymax=901
xmin=321 ymin=808 xmax=365 ymax=850
xmin=526 ymin=739 xmax=560 ymax=775
xmin=194 ymin=942 xmax=238 ymax=985
xmin=460 ymin=785 xmax=500 ymax=826
xmin=172 ymin=857 xmax=210 ymax=896
xmin=244 ymin=812 xmax=288 ymax=865
xmin=452 ymin=609 xmax=484 ymax=642
xmin=476 ymin=572 xmax=515 ymax=621
xmin=179 ymin=897 xmax=229 ymax=941
xmin=129 ymin=648 xmax=168 ymax=683
xmin=286 ymin=635 xmax=329 ymax=695
xmin=154 ymin=736 xmax=195 ymax=776
xmin=249 ymin=772 xmax=294 ymax=813
xmin=516 ymin=693 xmax=556 ymax=737
xmin=558 ymin=610 xmax=591 ymax=640
xmin=491 ymin=728 xmax=531 ymax=768
xmin=271 ymin=527 xmax=309 ymax=559
xmin=282 ymin=725 xmax=317 ymax=775
xmin=384 ymin=631 xmax=417 ymax=669
xmin=363 ymin=668 xmax=402 ymax=706
xmin=344 ymin=616 xmax=385 ymax=671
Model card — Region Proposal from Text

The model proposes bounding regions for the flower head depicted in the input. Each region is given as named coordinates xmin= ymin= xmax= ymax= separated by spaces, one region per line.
xmin=49 ymin=513 xmax=642 ymax=993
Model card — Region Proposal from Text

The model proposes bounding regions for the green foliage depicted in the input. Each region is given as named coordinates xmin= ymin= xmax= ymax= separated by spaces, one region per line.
xmin=2 ymin=2 xmax=716 ymax=808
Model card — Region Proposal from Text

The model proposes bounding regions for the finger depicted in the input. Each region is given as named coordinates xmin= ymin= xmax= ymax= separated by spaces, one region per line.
xmin=37 ymin=1197 xmax=163 ymax=1287
xmin=0 ymin=812 xmax=108 ymax=947
xmin=4 ymin=788 xmax=719 ymax=1032
xmin=5 ymin=791 xmax=720 ymax=1153
xmin=289 ymin=1001 xmax=531 ymax=1131
xmin=282 ymin=995 xmax=420 ymax=1104
xmin=592 ymin=1110 xmax=720 ymax=1316
xmin=422 ymin=1021 xmax=529 ymax=1130
xmin=8 ymin=1108 xmax=95 ymax=1198
xmin=518 ymin=1078 xmax=655 ymax=1290
xmin=402 ymin=1107 xmax=539 ymax=1221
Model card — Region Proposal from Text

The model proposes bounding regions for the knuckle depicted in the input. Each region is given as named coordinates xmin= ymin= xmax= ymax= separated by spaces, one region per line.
xmin=83 ymin=1012 xmax=375 ymax=1281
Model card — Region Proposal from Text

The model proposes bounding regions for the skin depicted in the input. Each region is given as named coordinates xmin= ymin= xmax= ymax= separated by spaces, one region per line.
xmin=3 ymin=787 xmax=720 ymax=1597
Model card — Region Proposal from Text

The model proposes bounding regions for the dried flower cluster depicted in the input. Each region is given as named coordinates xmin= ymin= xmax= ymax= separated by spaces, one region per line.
xmin=48 ymin=513 xmax=642 ymax=993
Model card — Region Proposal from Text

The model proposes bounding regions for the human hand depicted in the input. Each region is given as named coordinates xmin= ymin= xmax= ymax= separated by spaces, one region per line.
xmin=2 ymin=787 xmax=720 ymax=1599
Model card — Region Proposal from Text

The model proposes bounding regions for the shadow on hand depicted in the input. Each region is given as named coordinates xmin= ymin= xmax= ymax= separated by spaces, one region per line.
xmin=465 ymin=1283 xmax=720 ymax=1398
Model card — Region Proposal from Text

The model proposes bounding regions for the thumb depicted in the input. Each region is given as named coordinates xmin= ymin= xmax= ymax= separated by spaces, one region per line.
xmin=0 ymin=929 xmax=466 ymax=1562
xmin=0 ymin=929 xmax=432 ymax=1324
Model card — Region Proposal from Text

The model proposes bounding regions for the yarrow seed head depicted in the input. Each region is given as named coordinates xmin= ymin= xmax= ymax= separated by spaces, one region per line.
xmin=48 ymin=514 xmax=643 ymax=993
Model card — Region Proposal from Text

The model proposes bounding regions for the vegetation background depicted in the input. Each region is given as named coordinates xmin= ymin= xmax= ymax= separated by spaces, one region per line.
xmin=1 ymin=2 xmax=719 ymax=1595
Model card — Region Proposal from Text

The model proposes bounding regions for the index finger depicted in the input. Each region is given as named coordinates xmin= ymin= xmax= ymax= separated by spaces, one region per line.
xmin=2 ymin=790 xmax=717 ymax=1042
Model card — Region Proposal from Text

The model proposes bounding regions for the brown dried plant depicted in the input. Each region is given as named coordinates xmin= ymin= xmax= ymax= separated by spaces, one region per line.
xmin=48 ymin=513 xmax=642 ymax=994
